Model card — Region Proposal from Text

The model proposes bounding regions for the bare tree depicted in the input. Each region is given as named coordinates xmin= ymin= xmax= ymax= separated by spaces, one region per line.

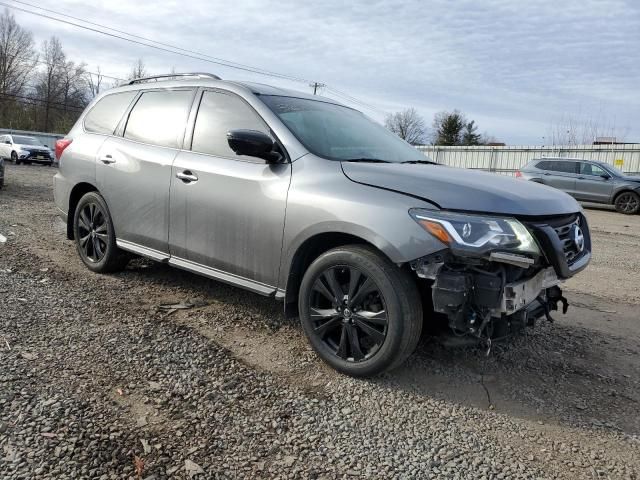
xmin=87 ymin=66 xmax=103 ymax=97
xmin=34 ymin=36 xmax=66 ymax=131
xmin=0 ymin=8 xmax=37 ymax=124
xmin=384 ymin=108 xmax=426 ymax=145
xmin=31 ymin=36 xmax=89 ymax=131
xmin=547 ymin=111 xmax=630 ymax=146
xmin=128 ymin=58 xmax=147 ymax=81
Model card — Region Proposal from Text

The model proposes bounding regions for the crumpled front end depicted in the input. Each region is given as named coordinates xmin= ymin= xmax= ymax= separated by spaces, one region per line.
xmin=410 ymin=211 xmax=591 ymax=344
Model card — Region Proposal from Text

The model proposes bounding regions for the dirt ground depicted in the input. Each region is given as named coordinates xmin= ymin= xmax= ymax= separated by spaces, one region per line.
xmin=1 ymin=164 xmax=639 ymax=479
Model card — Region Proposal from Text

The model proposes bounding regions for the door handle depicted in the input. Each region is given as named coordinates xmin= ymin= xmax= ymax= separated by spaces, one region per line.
xmin=577 ymin=176 xmax=585 ymax=180
xmin=176 ymin=170 xmax=198 ymax=183
xmin=543 ymin=173 xmax=551 ymax=176
xmin=100 ymin=154 xmax=115 ymax=164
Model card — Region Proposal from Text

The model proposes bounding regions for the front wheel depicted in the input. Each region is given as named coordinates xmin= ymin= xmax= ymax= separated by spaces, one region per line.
xmin=614 ymin=191 xmax=640 ymax=215
xmin=298 ymin=245 xmax=422 ymax=377
xmin=73 ymin=191 xmax=128 ymax=273
xmin=11 ymin=151 xmax=18 ymax=164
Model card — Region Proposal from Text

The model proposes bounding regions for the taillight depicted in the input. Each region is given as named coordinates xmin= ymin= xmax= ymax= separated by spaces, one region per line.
xmin=55 ymin=138 xmax=72 ymax=161
xmin=515 ymin=170 xmax=523 ymax=178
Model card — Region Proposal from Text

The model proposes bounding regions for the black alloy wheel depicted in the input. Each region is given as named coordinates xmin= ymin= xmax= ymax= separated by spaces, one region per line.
xmin=309 ymin=265 xmax=388 ymax=362
xmin=11 ymin=151 xmax=18 ymax=164
xmin=77 ymin=202 xmax=109 ymax=263
xmin=615 ymin=191 xmax=640 ymax=215
xmin=299 ymin=245 xmax=422 ymax=377
xmin=73 ymin=191 xmax=128 ymax=273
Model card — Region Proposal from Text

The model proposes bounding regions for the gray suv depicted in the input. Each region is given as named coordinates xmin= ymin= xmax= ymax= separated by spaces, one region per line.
xmin=519 ymin=157 xmax=640 ymax=214
xmin=54 ymin=73 xmax=591 ymax=377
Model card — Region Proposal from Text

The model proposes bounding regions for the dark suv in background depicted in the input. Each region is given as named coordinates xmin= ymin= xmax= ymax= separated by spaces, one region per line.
xmin=519 ymin=157 xmax=640 ymax=214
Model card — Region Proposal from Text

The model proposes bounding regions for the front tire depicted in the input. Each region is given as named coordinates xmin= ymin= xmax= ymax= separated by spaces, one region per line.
xmin=73 ymin=192 xmax=128 ymax=273
xmin=11 ymin=151 xmax=18 ymax=165
xmin=614 ymin=191 xmax=640 ymax=215
xmin=298 ymin=245 xmax=422 ymax=377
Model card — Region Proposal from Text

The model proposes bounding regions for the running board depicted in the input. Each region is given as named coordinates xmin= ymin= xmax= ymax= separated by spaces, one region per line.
xmin=116 ymin=240 xmax=277 ymax=296
xmin=116 ymin=239 xmax=169 ymax=262
xmin=169 ymin=257 xmax=276 ymax=296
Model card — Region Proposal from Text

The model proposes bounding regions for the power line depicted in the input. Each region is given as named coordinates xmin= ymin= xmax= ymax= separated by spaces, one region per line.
xmin=10 ymin=0 xmax=312 ymax=84
xmin=0 ymin=91 xmax=86 ymax=111
xmin=2 ymin=0 xmax=388 ymax=114
xmin=0 ymin=1 xmax=314 ymax=84
xmin=9 ymin=53 xmax=125 ymax=82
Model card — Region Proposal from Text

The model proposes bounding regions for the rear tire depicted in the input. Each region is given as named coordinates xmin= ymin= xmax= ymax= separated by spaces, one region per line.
xmin=298 ymin=245 xmax=422 ymax=377
xmin=73 ymin=192 xmax=129 ymax=273
xmin=614 ymin=191 xmax=640 ymax=215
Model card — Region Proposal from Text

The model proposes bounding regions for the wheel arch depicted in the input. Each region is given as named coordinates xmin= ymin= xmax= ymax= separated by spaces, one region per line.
xmin=282 ymin=230 xmax=399 ymax=318
xmin=67 ymin=182 xmax=99 ymax=239
xmin=613 ymin=188 xmax=640 ymax=203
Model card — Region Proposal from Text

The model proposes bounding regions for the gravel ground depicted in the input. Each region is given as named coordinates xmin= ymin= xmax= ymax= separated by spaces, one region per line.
xmin=1 ymin=164 xmax=639 ymax=479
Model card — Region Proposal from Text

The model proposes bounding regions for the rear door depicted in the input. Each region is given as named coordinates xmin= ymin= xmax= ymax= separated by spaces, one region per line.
xmin=575 ymin=162 xmax=614 ymax=202
xmin=539 ymin=160 xmax=578 ymax=196
xmin=169 ymin=89 xmax=291 ymax=290
xmin=96 ymin=88 xmax=195 ymax=255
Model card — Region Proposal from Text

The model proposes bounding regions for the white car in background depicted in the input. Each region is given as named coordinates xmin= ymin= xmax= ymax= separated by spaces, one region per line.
xmin=0 ymin=134 xmax=54 ymax=166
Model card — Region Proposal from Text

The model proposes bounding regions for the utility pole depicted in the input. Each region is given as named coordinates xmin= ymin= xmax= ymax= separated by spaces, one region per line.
xmin=309 ymin=82 xmax=325 ymax=95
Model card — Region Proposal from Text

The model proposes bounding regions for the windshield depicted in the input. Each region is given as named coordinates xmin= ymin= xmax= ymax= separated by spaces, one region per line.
xmin=13 ymin=136 xmax=42 ymax=146
xmin=261 ymin=95 xmax=429 ymax=162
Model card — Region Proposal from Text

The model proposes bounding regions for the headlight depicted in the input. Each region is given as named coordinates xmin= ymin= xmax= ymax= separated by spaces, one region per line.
xmin=410 ymin=209 xmax=540 ymax=257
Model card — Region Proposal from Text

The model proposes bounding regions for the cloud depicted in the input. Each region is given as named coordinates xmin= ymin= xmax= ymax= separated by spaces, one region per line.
xmin=11 ymin=0 xmax=640 ymax=143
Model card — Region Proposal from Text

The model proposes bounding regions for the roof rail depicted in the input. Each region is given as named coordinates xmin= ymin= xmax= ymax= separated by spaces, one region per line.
xmin=128 ymin=72 xmax=221 ymax=85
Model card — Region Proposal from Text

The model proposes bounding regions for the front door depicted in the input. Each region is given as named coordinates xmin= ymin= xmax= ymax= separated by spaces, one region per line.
xmin=169 ymin=89 xmax=291 ymax=290
xmin=96 ymin=88 xmax=195 ymax=254
xmin=575 ymin=162 xmax=614 ymax=203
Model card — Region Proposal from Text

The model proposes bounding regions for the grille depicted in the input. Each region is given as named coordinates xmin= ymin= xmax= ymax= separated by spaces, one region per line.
xmin=552 ymin=215 xmax=581 ymax=265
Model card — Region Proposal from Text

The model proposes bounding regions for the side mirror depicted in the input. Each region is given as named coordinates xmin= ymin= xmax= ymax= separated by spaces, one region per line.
xmin=44 ymin=144 xmax=49 ymax=148
xmin=4 ymin=140 xmax=10 ymax=145
xmin=600 ymin=173 xmax=611 ymax=180
xmin=227 ymin=129 xmax=282 ymax=163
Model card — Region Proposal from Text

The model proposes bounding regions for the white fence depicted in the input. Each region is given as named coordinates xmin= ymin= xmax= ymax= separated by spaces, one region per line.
xmin=416 ymin=145 xmax=640 ymax=176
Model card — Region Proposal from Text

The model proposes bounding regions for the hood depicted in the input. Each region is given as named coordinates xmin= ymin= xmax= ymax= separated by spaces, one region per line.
xmin=620 ymin=175 xmax=640 ymax=183
xmin=341 ymin=162 xmax=581 ymax=217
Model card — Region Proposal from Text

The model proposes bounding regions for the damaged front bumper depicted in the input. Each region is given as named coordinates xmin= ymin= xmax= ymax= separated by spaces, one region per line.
xmin=410 ymin=213 xmax=590 ymax=341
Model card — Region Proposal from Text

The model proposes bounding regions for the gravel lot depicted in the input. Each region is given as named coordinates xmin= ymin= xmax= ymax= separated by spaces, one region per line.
xmin=1 ymin=164 xmax=639 ymax=479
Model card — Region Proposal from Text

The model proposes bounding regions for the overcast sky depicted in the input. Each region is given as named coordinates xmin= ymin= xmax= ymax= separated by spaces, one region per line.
xmin=9 ymin=0 xmax=640 ymax=144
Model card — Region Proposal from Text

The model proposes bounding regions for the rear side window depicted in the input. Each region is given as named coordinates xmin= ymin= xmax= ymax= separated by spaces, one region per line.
xmin=537 ymin=160 xmax=576 ymax=174
xmin=84 ymin=91 xmax=137 ymax=135
xmin=124 ymin=90 xmax=193 ymax=148
xmin=191 ymin=91 xmax=269 ymax=158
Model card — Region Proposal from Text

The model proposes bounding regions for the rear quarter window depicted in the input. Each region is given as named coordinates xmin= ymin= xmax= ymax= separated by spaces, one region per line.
xmin=84 ymin=91 xmax=137 ymax=135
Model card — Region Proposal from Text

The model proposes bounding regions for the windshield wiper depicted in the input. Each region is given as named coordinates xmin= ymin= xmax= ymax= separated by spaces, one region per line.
xmin=343 ymin=158 xmax=392 ymax=163
xmin=401 ymin=159 xmax=440 ymax=165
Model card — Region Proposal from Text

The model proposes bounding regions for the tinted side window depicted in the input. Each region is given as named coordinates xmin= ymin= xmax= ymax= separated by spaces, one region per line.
xmin=544 ymin=161 xmax=576 ymax=174
xmin=579 ymin=163 xmax=606 ymax=176
xmin=191 ymin=91 xmax=269 ymax=158
xmin=535 ymin=161 xmax=550 ymax=170
xmin=84 ymin=91 xmax=137 ymax=135
xmin=124 ymin=90 xmax=193 ymax=148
